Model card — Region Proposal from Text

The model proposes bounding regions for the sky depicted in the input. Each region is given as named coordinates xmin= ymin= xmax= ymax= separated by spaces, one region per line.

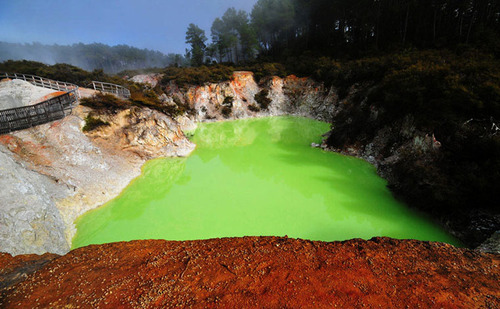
xmin=0 ymin=0 xmax=258 ymax=54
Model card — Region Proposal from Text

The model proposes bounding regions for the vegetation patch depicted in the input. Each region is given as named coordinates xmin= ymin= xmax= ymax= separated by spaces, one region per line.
xmin=80 ymin=93 xmax=131 ymax=112
xmin=254 ymin=90 xmax=271 ymax=110
xmin=82 ymin=115 xmax=109 ymax=132
xmin=248 ymin=104 xmax=260 ymax=112
xmin=0 ymin=60 xmax=129 ymax=87
xmin=221 ymin=96 xmax=233 ymax=118
xmin=161 ymin=65 xmax=234 ymax=88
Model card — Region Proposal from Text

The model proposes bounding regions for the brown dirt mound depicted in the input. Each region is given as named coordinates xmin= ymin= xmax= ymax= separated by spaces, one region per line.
xmin=0 ymin=237 xmax=498 ymax=308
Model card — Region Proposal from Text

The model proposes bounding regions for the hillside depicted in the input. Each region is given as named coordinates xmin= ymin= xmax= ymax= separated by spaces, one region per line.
xmin=0 ymin=42 xmax=186 ymax=73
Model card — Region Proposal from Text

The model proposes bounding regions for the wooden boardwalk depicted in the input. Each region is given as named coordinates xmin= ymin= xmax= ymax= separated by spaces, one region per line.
xmin=92 ymin=81 xmax=130 ymax=98
xmin=0 ymin=73 xmax=79 ymax=134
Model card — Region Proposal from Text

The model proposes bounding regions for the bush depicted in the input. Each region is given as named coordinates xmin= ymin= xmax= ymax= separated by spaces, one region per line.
xmin=82 ymin=115 xmax=109 ymax=132
xmin=161 ymin=64 xmax=234 ymax=87
xmin=238 ymin=62 xmax=287 ymax=82
xmin=254 ymin=90 xmax=271 ymax=110
xmin=80 ymin=93 xmax=131 ymax=111
xmin=0 ymin=60 xmax=129 ymax=87
xmin=248 ymin=104 xmax=260 ymax=112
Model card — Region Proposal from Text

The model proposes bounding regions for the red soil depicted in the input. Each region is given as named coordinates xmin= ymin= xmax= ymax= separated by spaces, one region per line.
xmin=0 ymin=237 xmax=498 ymax=308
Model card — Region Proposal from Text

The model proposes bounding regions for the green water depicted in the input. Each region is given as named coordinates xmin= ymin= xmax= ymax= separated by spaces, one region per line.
xmin=72 ymin=116 xmax=460 ymax=248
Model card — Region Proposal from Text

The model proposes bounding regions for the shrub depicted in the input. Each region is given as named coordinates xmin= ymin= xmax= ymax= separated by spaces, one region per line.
xmin=239 ymin=62 xmax=287 ymax=81
xmin=161 ymin=64 xmax=234 ymax=87
xmin=82 ymin=115 xmax=109 ymax=132
xmin=254 ymin=90 xmax=271 ymax=110
xmin=248 ymin=104 xmax=260 ymax=112
xmin=0 ymin=60 xmax=129 ymax=87
xmin=221 ymin=106 xmax=232 ymax=118
xmin=80 ymin=93 xmax=131 ymax=111
xmin=222 ymin=96 xmax=234 ymax=106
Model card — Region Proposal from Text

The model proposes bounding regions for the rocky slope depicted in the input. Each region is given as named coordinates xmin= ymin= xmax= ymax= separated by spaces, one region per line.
xmin=0 ymin=72 xmax=335 ymax=256
xmin=144 ymin=71 xmax=336 ymax=122
xmin=1 ymin=70 xmax=497 ymax=257
xmin=321 ymin=83 xmax=500 ymax=250
xmin=0 ymin=85 xmax=195 ymax=256
xmin=0 ymin=79 xmax=55 ymax=109
xmin=0 ymin=237 xmax=498 ymax=308
xmin=137 ymin=72 xmax=500 ymax=251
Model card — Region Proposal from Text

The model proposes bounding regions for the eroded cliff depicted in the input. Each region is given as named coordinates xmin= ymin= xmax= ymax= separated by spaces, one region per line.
xmin=0 ymin=83 xmax=195 ymax=256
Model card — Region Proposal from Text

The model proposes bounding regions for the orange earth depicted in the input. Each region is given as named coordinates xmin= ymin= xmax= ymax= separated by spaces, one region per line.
xmin=0 ymin=237 xmax=498 ymax=308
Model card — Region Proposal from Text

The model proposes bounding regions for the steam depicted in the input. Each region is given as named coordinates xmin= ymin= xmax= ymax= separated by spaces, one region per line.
xmin=0 ymin=41 xmax=186 ymax=73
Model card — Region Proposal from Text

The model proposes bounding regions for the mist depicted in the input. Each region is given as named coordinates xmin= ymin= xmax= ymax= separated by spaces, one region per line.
xmin=0 ymin=41 xmax=186 ymax=73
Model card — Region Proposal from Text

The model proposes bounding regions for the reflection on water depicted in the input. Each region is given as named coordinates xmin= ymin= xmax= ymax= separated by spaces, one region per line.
xmin=72 ymin=116 xmax=461 ymax=248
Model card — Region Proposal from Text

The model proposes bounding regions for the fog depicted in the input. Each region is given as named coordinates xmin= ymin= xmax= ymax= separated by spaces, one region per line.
xmin=0 ymin=41 xmax=186 ymax=73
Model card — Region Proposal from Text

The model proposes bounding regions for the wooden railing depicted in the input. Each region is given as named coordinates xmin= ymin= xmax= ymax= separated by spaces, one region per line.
xmin=92 ymin=81 xmax=130 ymax=98
xmin=0 ymin=73 xmax=79 ymax=134
xmin=1 ymin=73 xmax=79 ymax=93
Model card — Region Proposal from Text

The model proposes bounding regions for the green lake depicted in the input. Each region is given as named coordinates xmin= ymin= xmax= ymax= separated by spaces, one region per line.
xmin=72 ymin=116 xmax=460 ymax=249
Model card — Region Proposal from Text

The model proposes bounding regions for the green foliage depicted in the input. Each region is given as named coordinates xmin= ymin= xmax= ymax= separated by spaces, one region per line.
xmin=248 ymin=104 xmax=261 ymax=112
xmin=158 ymin=62 xmax=288 ymax=87
xmin=161 ymin=64 xmax=234 ymax=87
xmin=82 ymin=115 xmax=109 ymax=132
xmin=80 ymin=93 xmax=131 ymax=111
xmin=0 ymin=60 xmax=129 ymax=87
xmin=222 ymin=96 xmax=234 ymax=106
xmin=251 ymin=0 xmax=295 ymax=55
xmin=210 ymin=8 xmax=258 ymax=63
xmin=221 ymin=106 xmax=232 ymax=118
xmin=241 ymin=62 xmax=287 ymax=81
xmin=0 ymin=41 xmax=184 ymax=73
xmin=324 ymin=50 xmax=500 ymax=229
xmin=129 ymin=84 xmax=189 ymax=117
xmin=254 ymin=89 xmax=271 ymax=110
xmin=221 ymin=96 xmax=234 ymax=118
xmin=186 ymin=23 xmax=207 ymax=67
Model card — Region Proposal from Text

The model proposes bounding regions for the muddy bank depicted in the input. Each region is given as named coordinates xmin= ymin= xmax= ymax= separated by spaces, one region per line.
xmin=1 ymin=237 xmax=498 ymax=308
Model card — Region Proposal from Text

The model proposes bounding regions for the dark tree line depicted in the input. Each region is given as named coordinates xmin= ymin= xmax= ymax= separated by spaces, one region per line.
xmin=0 ymin=42 xmax=186 ymax=73
xmin=186 ymin=0 xmax=500 ymax=66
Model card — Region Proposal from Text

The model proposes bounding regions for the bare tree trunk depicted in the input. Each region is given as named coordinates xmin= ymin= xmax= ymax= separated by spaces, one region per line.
xmin=433 ymin=7 xmax=437 ymax=43
xmin=466 ymin=10 xmax=476 ymax=44
xmin=402 ymin=1 xmax=410 ymax=45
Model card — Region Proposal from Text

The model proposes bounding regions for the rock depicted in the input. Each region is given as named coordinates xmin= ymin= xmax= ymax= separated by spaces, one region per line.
xmin=0 ymin=145 xmax=69 ymax=256
xmin=83 ymin=106 xmax=195 ymax=159
xmin=160 ymin=72 xmax=335 ymax=122
xmin=0 ymin=86 xmax=195 ymax=255
xmin=477 ymin=231 xmax=500 ymax=254
xmin=129 ymin=73 xmax=163 ymax=88
xmin=0 ymin=237 xmax=498 ymax=308
xmin=0 ymin=79 xmax=55 ymax=110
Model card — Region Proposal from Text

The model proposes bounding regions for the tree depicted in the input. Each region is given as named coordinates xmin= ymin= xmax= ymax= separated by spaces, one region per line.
xmin=211 ymin=17 xmax=231 ymax=62
xmin=211 ymin=8 xmax=258 ymax=63
xmin=185 ymin=23 xmax=207 ymax=67
xmin=251 ymin=0 xmax=295 ymax=55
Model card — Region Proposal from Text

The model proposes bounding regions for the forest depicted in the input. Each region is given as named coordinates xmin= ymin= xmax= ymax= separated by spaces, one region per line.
xmin=1 ymin=1 xmax=499 ymax=246
xmin=0 ymin=42 xmax=186 ymax=73
xmin=185 ymin=0 xmax=500 ymax=65
xmin=179 ymin=0 xmax=500 ymax=246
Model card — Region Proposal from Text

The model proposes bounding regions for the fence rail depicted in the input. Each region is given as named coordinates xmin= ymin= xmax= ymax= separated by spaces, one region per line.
xmin=92 ymin=81 xmax=130 ymax=98
xmin=0 ymin=73 xmax=79 ymax=134
xmin=1 ymin=73 xmax=79 ymax=93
